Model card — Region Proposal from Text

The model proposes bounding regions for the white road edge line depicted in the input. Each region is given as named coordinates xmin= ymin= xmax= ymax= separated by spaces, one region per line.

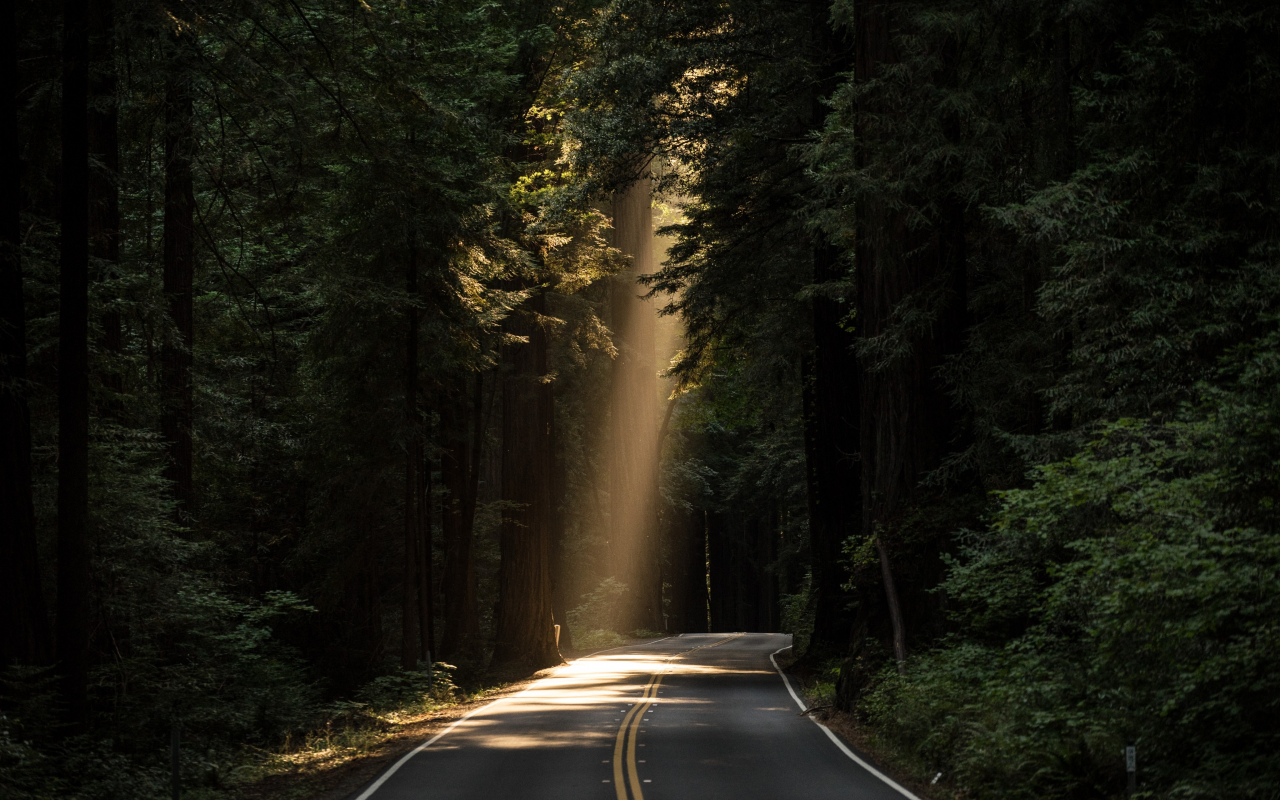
xmin=769 ymin=646 xmax=923 ymax=800
xmin=578 ymin=635 xmax=674 ymax=660
xmin=351 ymin=699 xmax=490 ymax=800
xmin=353 ymin=636 xmax=679 ymax=799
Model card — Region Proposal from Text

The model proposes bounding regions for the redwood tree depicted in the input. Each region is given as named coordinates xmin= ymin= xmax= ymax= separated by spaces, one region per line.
xmin=401 ymin=245 xmax=422 ymax=671
xmin=162 ymin=16 xmax=195 ymax=521
xmin=0 ymin=0 xmax=50 ymax=669
xmin=56 ymin=0 xmax=93 ymax=728
xmin=848 ymin=0 xmax=967 ymax=674
xmin=439 ymin=374 xmax=483 ymax=661
xmin=608 ymin=175 xmax=662 ymax=633
xmin=492 ymin=291 xmax=560 ymax=669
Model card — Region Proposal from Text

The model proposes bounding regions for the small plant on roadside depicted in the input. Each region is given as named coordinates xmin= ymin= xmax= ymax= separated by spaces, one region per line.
xmin=568 ymin=578 xmax=630 ymax=643
xmin=573 ymin=630 xmax=627 ymax=650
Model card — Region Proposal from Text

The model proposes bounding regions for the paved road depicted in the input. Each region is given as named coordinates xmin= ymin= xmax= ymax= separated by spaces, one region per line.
xmin=352 ymin=633 xmax=915 ymax=800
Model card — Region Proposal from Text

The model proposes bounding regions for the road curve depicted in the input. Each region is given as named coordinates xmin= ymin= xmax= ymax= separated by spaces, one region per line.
xmin=351 ymin=633 xmax=916 ymax=800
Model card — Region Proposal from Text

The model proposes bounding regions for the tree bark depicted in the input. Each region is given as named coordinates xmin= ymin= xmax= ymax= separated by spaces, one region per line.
xmin=162 ymin=22 xmax=195 ymax=522
xmin=0 ymin=0 xmax=52 ymax=668
xmin=57 ymin=0 xmax=93 ymax=729
xmin=549 ymin=410 xmax=574 ymax=651
xmin=800 ymin=242 xmax=861 ymax=662
xmin=675 ymin=507 xmax=708 ymax=633
xmin=707 ymin=511 xmax=728 ymax=632
xmin=401 ymin=246 xmax=421 ymax=671
xmin=439 ymin=375 xmax=481 ymax=661
xmin=609 ymin=173 xmax=662 ymax=633
xmin=793 ymin=3 xmax=859 ymax=662
xmin=88 ymin=0 xmax=121 ymax=410
xmin=875 ymin=539 xmax=907 ymax=674
xmin=846 ymin=0 xmax=967 ymax=683
xmin=418 ymin=425 xmax=433 ymax=664
xmin=493 ymin=290 xmax=560 ymax=670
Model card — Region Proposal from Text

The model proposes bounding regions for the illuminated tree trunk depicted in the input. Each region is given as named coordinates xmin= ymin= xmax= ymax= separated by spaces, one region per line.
xmin=609 ymin=174 xmax=662 ymax=633
xmin=493 ymin=290 xmax=560 ymax=669
xmin=0 ymin=0 xmax=51 ymax=668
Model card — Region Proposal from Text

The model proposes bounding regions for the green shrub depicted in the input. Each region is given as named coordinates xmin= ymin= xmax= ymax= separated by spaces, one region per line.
xmin=352 ymin=662 xmax=458 ymax=714
xmin=572 ymin=630 xmax=627 ymax=651
xmin=780 ymin=574 xmax=813 ymax=657
xmin=865 ymin=353 xmax=1280 ymax=799
xmin=567 ymin=578 xmax=630 ymax=642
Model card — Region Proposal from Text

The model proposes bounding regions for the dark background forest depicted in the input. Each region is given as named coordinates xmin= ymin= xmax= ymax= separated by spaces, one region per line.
xmin=2 ymin=0 xmax=1278 ymax=798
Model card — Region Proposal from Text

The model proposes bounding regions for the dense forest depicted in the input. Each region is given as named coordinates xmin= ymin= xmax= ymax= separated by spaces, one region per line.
xmin=2 ymin=0 xmax=1278 ymax=797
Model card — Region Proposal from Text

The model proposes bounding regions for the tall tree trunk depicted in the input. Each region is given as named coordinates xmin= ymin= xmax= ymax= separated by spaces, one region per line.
xmin=418 ymin=427 xmax=433 ymax=664
xmin=609 ymin=173 xmax=662 ymax=633
xmin=57 ymin=0 xmax=93 ymax=729
xmin=162 ymin=23 xmax=194 ymax=521
xmin=800 ymin=242 xmax=861 ymax=662
xmin=0 ymin=0 xmax=52 ymax=668
xmin=88 ymin=0 xmax=120 ymax=410
xmin=798 ymin=0 xmax=859 ymax=665
xmin=401 ymin=246 xmax=420 ymax=671
xmin=756 ymin=509 xmax=778 ymax=632
xmin=693 ymin=509 xmax=709 ymax=633
xmin=549 ymin=409 xmax=574 ymax=651
xmin=492 ymin=290 xmax=560 ymax=670
xmin=439 ymin=375 xmax=481 ymax=661
xmin=874 ymin=539 xmax=907 ymax=673
xmin=847 ymin=0 xmax=967 ymax=680
xmin=673 ymin=507 xmax=708 ymax=633
xmin=706 ymin=511 xmax=728 ymax=632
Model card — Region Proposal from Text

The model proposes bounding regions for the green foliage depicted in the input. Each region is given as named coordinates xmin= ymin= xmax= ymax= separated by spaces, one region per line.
xmin=780 ymin=574 xmax=814 ymax=657
xmin=806 ymin=660 xmax=842 ymax=710
xmin=567 ymin=578 xmax=630 ymax=638
xmin=351 ymin=663 xmax=459 ymax=715
xmin=865 ymin=350 xmax=1280 ymax=798
xmin=572 ymin=630 xmax=627 ymax=651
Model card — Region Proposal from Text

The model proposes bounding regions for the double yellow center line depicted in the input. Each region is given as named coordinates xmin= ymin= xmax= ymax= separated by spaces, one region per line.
xmin=610 ymin=634 xmax=744 ymax=800
xmin=612 ymin=672 xmax=663 ymax=800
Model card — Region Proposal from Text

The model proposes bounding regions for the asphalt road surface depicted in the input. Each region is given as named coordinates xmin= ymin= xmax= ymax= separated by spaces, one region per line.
xmin=352 ymin=633 xmax=917 ymax=800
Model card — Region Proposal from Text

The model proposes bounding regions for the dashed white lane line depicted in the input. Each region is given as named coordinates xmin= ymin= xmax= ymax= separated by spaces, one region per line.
xmin=769 ymin=646 xmax=923 ymax=800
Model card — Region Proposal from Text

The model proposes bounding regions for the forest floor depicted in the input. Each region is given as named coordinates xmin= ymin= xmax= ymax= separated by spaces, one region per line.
xmin=778 ymin=653 xmax=947 ymax=800
xmin=233 ymin=638 xmax=669 ymax=800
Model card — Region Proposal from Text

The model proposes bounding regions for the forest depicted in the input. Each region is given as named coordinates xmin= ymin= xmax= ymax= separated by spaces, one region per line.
xmin=2 ymin=0 xmax=1278 ymax=797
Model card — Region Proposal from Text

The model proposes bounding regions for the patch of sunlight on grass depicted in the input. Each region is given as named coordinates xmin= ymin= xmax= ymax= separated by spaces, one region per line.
xmin=234 ymin=683 xmax=508 ymax=788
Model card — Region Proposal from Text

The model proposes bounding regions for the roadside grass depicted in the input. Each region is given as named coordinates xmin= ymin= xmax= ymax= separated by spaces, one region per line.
xmin=204 ymin=635 xmax=680 ymax=799
xmin=197 ymin=666 xmax=521 ymax=800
